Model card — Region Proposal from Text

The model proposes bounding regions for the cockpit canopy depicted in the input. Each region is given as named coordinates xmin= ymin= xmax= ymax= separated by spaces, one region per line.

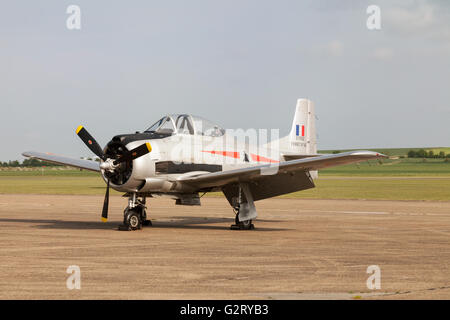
xmin=145 ymin=114 xmax=225 ymax=137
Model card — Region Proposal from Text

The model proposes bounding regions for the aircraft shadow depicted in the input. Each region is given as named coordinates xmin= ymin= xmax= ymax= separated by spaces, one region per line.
xmin=152 ymin=216 xmax=287 ymax=231
xmin=0 ymin=218 xmax=114 ymax=230
xmin=0 ymin=216 xmax=288 ymax=232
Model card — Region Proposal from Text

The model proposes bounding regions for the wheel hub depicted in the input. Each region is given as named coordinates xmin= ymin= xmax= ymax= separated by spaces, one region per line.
xmin=130 ymin=215 xmax=139 ymax=228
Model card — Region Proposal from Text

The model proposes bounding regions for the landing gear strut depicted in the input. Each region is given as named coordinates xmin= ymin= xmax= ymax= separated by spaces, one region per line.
xmin=118 ymin=194 xmax=151 ymax=231
xmin=230 ymin=183 xmax=256 ymax=230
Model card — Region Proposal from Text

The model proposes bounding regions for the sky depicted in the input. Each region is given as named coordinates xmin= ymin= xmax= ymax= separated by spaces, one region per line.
xmin=1 ymin=0 xmax=450 ymax=161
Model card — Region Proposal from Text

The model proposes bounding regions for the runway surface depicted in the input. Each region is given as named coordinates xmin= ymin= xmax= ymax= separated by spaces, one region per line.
xmin=0 ymin=194 xmax=449 ymax=299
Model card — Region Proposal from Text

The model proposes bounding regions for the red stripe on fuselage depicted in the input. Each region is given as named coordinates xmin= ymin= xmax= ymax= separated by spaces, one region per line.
xmin=202 ymin=150 xmax=279 ymax=163
xmin=250 ymin=154 xmax=279 ymax=163
xmin=202 ymin=150 xmax=240 ymax=158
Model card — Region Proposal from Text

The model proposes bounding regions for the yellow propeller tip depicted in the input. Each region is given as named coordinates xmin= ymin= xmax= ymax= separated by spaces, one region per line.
xmin=101 ymin=217 xmax=108 ymax=223
xmin=76 ymin=125 xmax=84 ymax=134
xmin=146 ymin=142 xmax=152 ymax=153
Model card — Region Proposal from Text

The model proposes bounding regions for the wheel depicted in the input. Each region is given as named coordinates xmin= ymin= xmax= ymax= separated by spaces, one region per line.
xmin=239 ymin=219 xmax=253 ymax=229
xmin=124 ymin=209 xmax=142 ymax=230
xmin=231 ymin=211 xmax=254 ymax=230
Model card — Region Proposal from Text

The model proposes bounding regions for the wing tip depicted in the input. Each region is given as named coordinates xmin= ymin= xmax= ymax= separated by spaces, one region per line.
xmin=347 ymin=150 xmax=387 ymax=158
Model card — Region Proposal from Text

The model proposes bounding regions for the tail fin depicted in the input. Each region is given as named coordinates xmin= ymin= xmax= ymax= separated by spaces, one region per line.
xmin=264 ymin=98 xmax=317 ymax=156
xmin=264 ymin=98 xmax=318 ymax=178
xmin=288 ymin=99 xmax=317 ymax=155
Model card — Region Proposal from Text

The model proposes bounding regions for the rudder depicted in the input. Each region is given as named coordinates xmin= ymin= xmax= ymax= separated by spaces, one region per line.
xmin=288 ymin=99 xmax=317 ymax=155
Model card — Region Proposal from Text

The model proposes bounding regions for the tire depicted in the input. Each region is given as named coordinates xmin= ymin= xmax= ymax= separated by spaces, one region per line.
xmin=239 ymin=219 xmax=253 ymax=229
xmin=124 ymin=210 xmax=142 ymax=230
xmin=235 ymin=212 xmax=253 ymax=230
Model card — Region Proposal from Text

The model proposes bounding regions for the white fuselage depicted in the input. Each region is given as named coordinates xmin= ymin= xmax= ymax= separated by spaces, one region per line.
xmin=104 ymin=133 xmax=282 ymax=194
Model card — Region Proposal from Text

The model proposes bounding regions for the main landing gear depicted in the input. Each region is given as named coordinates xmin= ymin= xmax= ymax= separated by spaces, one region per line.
xmin=118 ymin=193 xmax=151 ymax=231
xmin=230 ymin=207 xmax=254 ymax=230
xmin=230 ymin=183 xmax=256 ymax=230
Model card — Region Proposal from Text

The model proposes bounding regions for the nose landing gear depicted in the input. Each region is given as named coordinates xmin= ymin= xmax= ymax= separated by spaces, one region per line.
xmin=118 ymin=194 xmax=151 ymax=231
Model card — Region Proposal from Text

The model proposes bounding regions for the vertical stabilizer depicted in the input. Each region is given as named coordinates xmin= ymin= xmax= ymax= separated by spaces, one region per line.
xmin=288 ymin=99 xmax=317 ymax=155
xmin=264 ymin=98 xmax=318 ymax=178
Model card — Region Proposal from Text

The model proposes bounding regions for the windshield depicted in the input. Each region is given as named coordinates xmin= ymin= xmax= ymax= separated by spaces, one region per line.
xmin=145 ymin=114 xmax=224 ymax=136
xmin=145 ymin=117 xmax=166 ymax=132
xmin=144 ymin=116 xmax=175 ymax=134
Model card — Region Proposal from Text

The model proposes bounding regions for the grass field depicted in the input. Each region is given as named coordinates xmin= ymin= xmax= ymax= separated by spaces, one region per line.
xmin=319 ymin=158 xmax=450 ymax=176
xmin=0 ymin=168 xmax=97 ymax=177
xmin=1 ymin=156 xmax=450 ymax=201
xmin=280 ymin=177 xmax=450 ymax=201
xmin=320 ymin=147 xmax=450 ymax=157
xmin=0 ymin=176 xmax=114 ymax=195
xmin=1 ymin=175 xmax=449 ymax=201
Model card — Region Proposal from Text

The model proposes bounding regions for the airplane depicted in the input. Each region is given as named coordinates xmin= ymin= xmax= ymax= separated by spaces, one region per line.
xmin=23 ymin=99 xmax=385 ymax=231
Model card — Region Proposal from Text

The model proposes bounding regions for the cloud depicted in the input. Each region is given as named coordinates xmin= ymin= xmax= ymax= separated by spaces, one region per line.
xmin=298 ymin=40 xmax=344 ymax=58
xmin=384 ymin=1 xmax=450 ymax=39
xmin=327 ymin=40 xmax=344 ymax=56
xmin=387 ymin=3 xmax=434 ymax=31
xmin=371 ymin=47 xmax=394 ymax=60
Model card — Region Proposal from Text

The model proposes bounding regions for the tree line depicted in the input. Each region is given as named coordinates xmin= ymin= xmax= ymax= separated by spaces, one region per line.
xmin=1 ymin=157 xmax=101 ymax=167
xmin=407 ymin=149 xmax=450 ymax=159
xmin=0 ymin=158 xmax=61 ymax=167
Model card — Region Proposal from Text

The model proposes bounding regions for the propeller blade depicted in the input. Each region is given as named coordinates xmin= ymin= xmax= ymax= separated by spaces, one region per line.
xmin=101 ymin=179 xmax=109 ymax=222
xmin=76 ymin=126 xmax=105 ymax=160
xmin=113 ymin=142 xmax=152 ymax=165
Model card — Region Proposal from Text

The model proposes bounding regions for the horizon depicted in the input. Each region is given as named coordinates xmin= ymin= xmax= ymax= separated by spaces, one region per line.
xmin=2 ymin=1 xmax=450 ymax=161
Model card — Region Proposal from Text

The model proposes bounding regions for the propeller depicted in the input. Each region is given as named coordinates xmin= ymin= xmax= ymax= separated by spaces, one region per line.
xmin=76 ymin=126 xmax=152 ymax=222
xmin=76 ymin=126 xmax=106 ymax=160
xmin=113 ymin=143 xmax=152 ymax=165
xmin=101 ymin=179 xmax=109 ymax=222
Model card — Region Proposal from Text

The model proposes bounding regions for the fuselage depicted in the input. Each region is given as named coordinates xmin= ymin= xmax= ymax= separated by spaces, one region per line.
xmin=102 ymin=131 xmax=282 ymax=194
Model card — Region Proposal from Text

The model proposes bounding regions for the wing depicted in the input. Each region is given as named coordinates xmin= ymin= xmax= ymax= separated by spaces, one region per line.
xmin=281 ymin=152 xmax=320 ymax=161
xmin=177 ymin=150 xmax=385 ymax=200
xmin=22 ymin=151 xmax=101 ymax=172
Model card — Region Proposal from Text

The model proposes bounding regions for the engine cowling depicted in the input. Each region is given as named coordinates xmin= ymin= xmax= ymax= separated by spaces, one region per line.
xmin=101 ymin=137 xmax=157 ymax=192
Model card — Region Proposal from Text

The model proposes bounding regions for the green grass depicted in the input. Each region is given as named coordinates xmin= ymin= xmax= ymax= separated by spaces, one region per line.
xmin=204 ymin=176 xmax=450 ymax=201
xmin=320 ymin=147 xmax=450 ymax=157
xmin=1 ymin=156 xmax=450 ymax=201
xmin=0 ymin=176 xmax=120 ymax=195
xmin=279 ymin=177 xmax=450 ymax=201
xmin=320 ymin=158 xmax=450 ymax=176
xmin=2 ymin=175 xmax=447 ymax=201
xmin=0 ymin=169 xmax=97 ymax=177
